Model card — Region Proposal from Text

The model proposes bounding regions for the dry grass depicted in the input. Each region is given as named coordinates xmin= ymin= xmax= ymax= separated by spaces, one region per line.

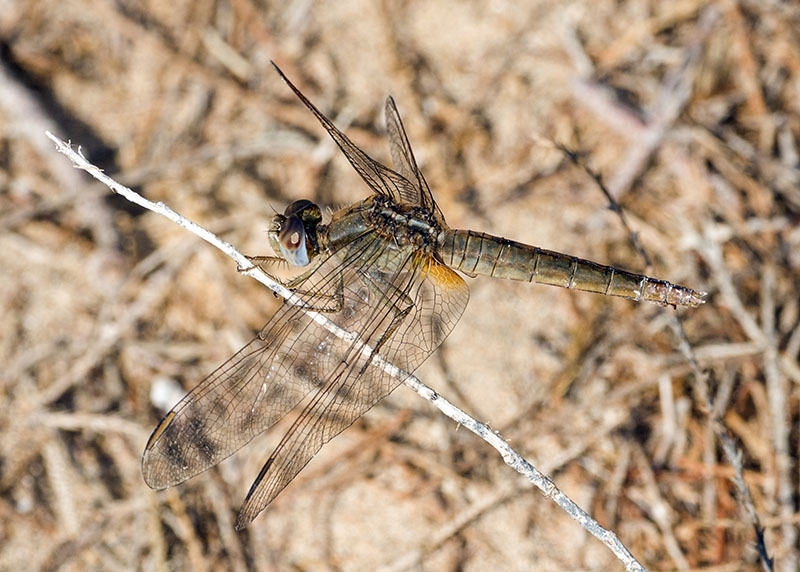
xmin=2 ymin=1 xmax=799 ymax=570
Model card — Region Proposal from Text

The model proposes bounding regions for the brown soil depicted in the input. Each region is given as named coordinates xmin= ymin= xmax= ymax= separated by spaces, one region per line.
xmin=1 ymin=1 xmax=797 ymax=570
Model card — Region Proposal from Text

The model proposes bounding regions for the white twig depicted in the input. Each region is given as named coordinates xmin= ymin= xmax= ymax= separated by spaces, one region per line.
xmin=47 ymin=131 xmax=647 ymax=572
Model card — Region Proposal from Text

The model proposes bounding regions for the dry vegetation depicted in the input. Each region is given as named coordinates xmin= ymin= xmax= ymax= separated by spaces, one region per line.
xmin=1 ymin=1 xmax=799 ymax=570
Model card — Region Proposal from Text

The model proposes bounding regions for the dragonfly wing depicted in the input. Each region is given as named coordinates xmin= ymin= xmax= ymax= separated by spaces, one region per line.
xmin=271 ymin=63 xmax=425 ymax=209
xmin=142 ymin=236 xmax=379 ymax=489
xmin=384 ymin=96 xmax=445 ymax=220
xmin=234 ymin=243 xmax=469 ymax=528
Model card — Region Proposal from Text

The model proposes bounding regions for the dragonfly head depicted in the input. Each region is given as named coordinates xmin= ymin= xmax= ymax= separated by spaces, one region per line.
xmin=269 ymin=199 xmax=322 ymax=267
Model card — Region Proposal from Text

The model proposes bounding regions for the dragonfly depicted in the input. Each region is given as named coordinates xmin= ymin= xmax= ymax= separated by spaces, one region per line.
xmin=142 ymin=63 xmax=706 ymax=530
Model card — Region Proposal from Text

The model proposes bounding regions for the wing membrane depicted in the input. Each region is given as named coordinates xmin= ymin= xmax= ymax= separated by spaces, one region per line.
xmin=271 ymin=63 xmax=431 ymax=210
xmin=142 ymin=231 xmax=469 ymax=528
xmin=384 ymin=96 xmax=445 ymax=221
xmin=235 ymin=248 xmax=468 ymax=528
xmin=142 ymin=233 xmax=380 ymax=488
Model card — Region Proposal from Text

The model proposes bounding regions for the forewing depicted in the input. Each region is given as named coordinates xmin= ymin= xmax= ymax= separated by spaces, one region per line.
xmin=384 ymin=96 xmax=444 ymax=220
xmin=234 ymin=249 xmax=469 ymax=528
xmin=271 ymin=63 xmax=425 ymax=208
xmin=141 ymin=234 xmax=379 ymax=489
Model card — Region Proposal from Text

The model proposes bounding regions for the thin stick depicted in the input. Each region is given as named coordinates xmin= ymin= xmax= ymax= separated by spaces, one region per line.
xmin=47 ymin=131 xmax=648 ymax=572
xmin=556 ymin=143 xmax=653 ymax=269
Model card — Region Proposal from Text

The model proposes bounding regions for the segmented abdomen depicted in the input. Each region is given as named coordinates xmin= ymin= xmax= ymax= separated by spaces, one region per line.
xmin=437 ymin=230 xmax=706 ymax=307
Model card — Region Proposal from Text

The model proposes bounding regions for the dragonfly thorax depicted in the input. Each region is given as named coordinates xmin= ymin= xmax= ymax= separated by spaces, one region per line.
xmin=368 ymin=195 xmax=440 ymax=252
xmin=269 ymin=199 xmax=323 ymax=267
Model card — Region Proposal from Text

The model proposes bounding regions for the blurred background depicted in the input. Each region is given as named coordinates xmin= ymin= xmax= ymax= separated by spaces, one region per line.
xmin=1 ymin=1 xmax=798 ymax=570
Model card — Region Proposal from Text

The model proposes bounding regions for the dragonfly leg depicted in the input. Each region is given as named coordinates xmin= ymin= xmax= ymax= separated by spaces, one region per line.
xmin=354 ymin=269 xmax=416 ymax=372
xmin=242 ymin=254 xmax=345 ymax=313
xmin=359 ymin=302 xmax=412 ymax=375
xmin=285 ymin=266 xmax=345 ymax=314
xmin=239 ymin=254 xmax=286 ymax=277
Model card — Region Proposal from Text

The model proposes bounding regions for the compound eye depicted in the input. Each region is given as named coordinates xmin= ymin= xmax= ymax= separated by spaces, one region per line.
xmin=284 ymin=199 xmax=314 ymax=218
xmin=278 ymin=215 xmax=310 ymax=267
xmin=279 ymin=215 xmax=305 ymax=251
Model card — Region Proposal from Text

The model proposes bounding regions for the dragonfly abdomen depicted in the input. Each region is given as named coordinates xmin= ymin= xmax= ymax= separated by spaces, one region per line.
xmin=438 ymin=229 xmax=705 ymax=307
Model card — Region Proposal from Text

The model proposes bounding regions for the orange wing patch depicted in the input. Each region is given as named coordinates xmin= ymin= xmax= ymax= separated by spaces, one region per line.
xmin=421 ymin=254 xmax=464 ymax=290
